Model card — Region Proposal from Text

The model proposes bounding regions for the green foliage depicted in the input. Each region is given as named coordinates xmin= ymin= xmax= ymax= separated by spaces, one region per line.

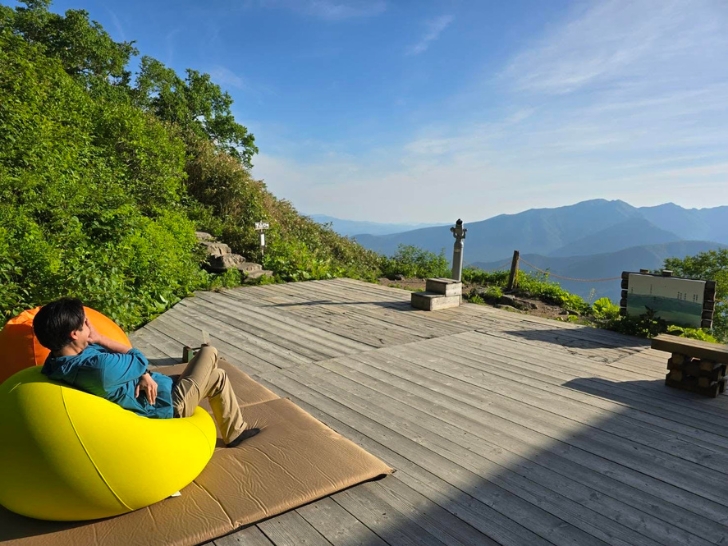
xmin=515 ymin=271 xmax=590 ymax=314
xmin=666 ymin=325 xmax=718 ymax=343
xmin=467 ymin=294 xmax=485 ymax=305
xmin=607 ymin=308 xmax=668 ymax=338
xmin=207 ymin=269 xmax=243 ymax=291
xmin=381 ymin=245 xmax=450 ymax=279
xmin=592 ymin=297 xmax=620 ymax=320
xmin=133 ymin=57 xmax=257 ymax=167
xmin=263 ymin=238 xmax=338 ymax=282
xmin=0 ymin=22 xmax=207 ymax=330
xmin=2 ymin=0 xmax=136 ymax=88
xmin=484 ymin=285 xmax=503 ymax=300
xmin=664 ymin=249 xmax=727 ymax=342
xmin=462 ymin=267 xmax=509 ymax=286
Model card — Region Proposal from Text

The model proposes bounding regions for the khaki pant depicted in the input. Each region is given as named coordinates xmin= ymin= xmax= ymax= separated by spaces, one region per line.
xmin=172 ymin=346 xmax=247 ymax=444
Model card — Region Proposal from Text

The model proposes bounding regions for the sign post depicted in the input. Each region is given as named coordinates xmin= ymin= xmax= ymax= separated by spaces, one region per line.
xmin=254 ymin=221 xmax=270 ymax=257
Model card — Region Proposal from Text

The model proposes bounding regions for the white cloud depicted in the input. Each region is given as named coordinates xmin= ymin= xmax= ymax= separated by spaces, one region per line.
xmin=307 ymin=0 xmax=386 ymax=20
xmin=501 ymin=0 xmax=728 ymax=95
xmin=208 ymin=66 xmax=247 ymax=90
xmin=261 ymin=0 xmax=386 ymax=21
xmin=407 ymin=14 xmax=454 ymax=56
xmin=253 ymin=1 xmax=728 ymax=222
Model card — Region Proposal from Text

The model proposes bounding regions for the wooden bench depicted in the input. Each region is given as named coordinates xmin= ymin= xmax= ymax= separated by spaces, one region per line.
xmin=651 ymin=334 xmax=728 ymax=397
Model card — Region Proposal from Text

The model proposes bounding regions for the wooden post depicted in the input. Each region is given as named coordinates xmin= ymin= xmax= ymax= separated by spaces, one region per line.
xmin=507 ymin=250 xmax=520 ymax=291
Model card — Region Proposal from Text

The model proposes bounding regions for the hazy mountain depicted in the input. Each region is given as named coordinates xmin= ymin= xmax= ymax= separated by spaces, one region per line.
xmin=308 ymin=214 xmax=445 ymax=237
xmin=638 ymin=203 xmax=728 ymax=243
xmin=355 ymin=199 xmax=644 ymax=261
xmin=354 ymin=199 xmax=727 ymax=262
xmin=472 ymin=241 xmax=728 ymax=302
xmin=548 ymin=218 xmax=682 ymax=257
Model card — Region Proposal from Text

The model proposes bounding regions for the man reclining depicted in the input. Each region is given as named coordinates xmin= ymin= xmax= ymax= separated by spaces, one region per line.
xmin=33 ymin=297 xmax=259 ymax=448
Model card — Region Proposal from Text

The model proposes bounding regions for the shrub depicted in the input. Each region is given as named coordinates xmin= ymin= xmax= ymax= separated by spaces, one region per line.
xmin=381 ymin=245 xmax=450 ymax=279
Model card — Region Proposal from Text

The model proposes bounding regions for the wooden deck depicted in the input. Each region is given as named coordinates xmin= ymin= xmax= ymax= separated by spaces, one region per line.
xmin=129 ymin=279 xmax=728 ymax=546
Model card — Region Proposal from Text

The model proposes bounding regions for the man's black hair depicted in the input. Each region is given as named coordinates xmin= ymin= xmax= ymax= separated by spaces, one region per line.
xmin=33 ymin=297 xmax=85 ymax=352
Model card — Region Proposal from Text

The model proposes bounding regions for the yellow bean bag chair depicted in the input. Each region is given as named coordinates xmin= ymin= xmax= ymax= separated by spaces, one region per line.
xmin=0 ymin=306 xmax=130 ymax=385
xmin=0 ymin=367 xmax=216 ymax=521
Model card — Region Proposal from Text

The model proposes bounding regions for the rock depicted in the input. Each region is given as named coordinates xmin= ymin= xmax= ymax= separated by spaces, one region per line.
xmin=200 ymin=241 xmax=232 ymax=257
xmin=244 ymin=269 xmax=273 ymax=282
xmin=393 ymin=274 xmax=406 ymax=281
xmin=499 ymin=295 xmax=516 ymax=306
xmin=206 ymin=253 xmax=246 ymax=272
xmin=514 ymin=298 xmax=538 ymax=310
xmin=495 ymin=304 xmax=522 ymax=313
xmin=196 ymin=231 xmax=215 ymax=241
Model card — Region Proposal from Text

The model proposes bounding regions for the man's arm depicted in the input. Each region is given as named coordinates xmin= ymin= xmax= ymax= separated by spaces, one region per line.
xmin=86 ymin=317 xmax=131 ymax=354
xmin=87 ymin=317 xmax=158 ymax=404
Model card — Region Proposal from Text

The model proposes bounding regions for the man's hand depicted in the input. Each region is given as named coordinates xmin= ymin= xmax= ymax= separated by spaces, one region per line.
xmin=85 ymin=316 xmax=131 ymax=354
xmin=86 ymin=317 xmax=101 ymax=344
xmin=135 ymin=373 xmax=158 ymax=405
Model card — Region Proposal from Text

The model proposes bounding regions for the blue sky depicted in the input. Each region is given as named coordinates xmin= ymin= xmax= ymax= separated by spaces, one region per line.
xmin=42 ymin=0 xmax=728 ymax=222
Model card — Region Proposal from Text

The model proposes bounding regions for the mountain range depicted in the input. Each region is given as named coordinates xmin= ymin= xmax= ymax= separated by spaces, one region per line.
xmin=325 ymin=199 xmax=728 ymax=302
xmin=352 ymin=200 xmax=728 ymax=259
xmin=308 ymin=214 xmax=446 ymax=237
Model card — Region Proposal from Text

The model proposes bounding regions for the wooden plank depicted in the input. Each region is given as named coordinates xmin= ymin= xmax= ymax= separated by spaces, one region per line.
xmin=439 ymin=332 xmax=728 ymax=426
xmin=278 ymin=366 xmax=628 ymax=546
xmin=257 ymin=372 xmax=726 ymax=546
xmin=172 ymin=301 xmax=313 ymax=367
xmin=179 ymin=297 xmax=340 ymax=361
xmin=364 ymin=479 xmax=499 ymax=546
xmin=150 ymin=311 xmax=280 ymax=375
xmin=201 ymin=291 xmax=373 ymax=353
xmin=344 ymin=349 xmax=728 ymax=474
xmin=257 ymin=373 xmax=553 ymax=546
xmin=424 ymin=332 xmax=728 ymax=442
xmin=213 ymin=525 xmax=275 ymax=545
xmin=295 ymin=359 xmax=718 ymax=546
xmin=260 ymin=281 xmax=468 ymax=337
xmin=652 ymin=334 xmax=728 ymax=363
xmin=296 ymin=497 xmax=389 ymax=546
xmin=443 ymin=330 xmax=728 ymax=417
xmin=332 ymin=352 xmax=727 ymax=544
xmin=195 ymin=291 xmax=364 ymax=357
xmin=131 ymin=324 xmax=184 ymax=359
xmin=332 ymin=485 xmax=449 ymax=546
xmin=382 ymin=339 xmax=728 ymax=453
xmin=256 ymin=510 xmax=332 ymax=546
xmin=426 ymin=335 xmax=728 ymax=442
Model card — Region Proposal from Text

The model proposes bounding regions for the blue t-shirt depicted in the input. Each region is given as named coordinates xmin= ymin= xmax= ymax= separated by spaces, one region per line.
xmin=41 ymin=344 xmax=174 ymax=418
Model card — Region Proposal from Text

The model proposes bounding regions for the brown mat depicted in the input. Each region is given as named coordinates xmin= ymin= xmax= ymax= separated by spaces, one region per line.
xmin=0 ymin=361 xmax=393 ymax=545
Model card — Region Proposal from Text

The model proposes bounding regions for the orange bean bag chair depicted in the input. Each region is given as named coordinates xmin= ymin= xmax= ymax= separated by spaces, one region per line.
xmin=0 ymin=306 xmax=130 ymax=385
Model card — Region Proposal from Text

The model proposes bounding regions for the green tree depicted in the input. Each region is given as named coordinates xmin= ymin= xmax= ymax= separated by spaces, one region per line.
xmin=0 ymin=22 xmax=205 ymax=329
xmin=133 ymin=57 xmax=258 ymax=167
xmin=664 ymin=249 xmax=728 ymax=342
xmin=2 ymin=0 xmax=137 ymax=88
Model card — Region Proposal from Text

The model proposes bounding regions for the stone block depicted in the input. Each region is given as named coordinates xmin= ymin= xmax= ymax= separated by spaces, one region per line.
xmin=425 ymin=278 xmax=462 ymax=296
xmin=411 ymin=292 xmax=461 ymax=311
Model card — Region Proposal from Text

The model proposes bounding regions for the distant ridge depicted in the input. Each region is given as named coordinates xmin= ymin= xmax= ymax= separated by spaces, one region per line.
xmin=353 ymin=199 xmax=728 ymax=261
xmin=548 ymin=217 xmax=682 ymax=257
xmin=308 ymin=214 xmax=446 ymax=237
